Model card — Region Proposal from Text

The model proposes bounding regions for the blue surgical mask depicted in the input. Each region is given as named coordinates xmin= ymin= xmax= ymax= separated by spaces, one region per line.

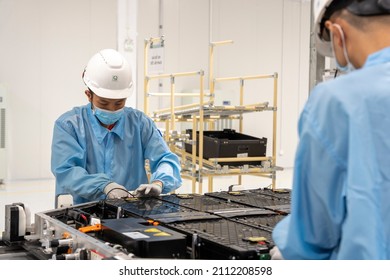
xmin=330 ymin=24 xmax=355 ymax=73
xmin=93 ymin=106 xmax=124 ymax=125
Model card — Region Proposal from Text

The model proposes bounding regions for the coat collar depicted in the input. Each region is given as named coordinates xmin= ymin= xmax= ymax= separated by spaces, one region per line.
xmin=87 ymin=105 xmax=125 ymax=143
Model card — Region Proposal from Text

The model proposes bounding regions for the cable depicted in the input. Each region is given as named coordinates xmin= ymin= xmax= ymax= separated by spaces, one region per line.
xmin=80 ymin=214 xmax=88 ymax=224
xmin=104 ymin=187 xmax=135 ymax=200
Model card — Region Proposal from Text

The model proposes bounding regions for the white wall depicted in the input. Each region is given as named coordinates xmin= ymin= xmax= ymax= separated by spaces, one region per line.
xmin=136 ymin=0 xmax=311 ymax=169
xmin=117 ymin=0 xmax=138 ymax=109
xmin=0 ymin=0 xmax=118 ymax=181
xmin=0 ymin=0 xmax=310 ymax=181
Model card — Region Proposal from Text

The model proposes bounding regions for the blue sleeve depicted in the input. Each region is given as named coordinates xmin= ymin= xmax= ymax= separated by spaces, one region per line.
xmin=141 ymin=117 xmax=182 ymax=193
xmin=51 ymin=119 xmax=111 ymax=202
xmin=272 ymin=109 xmax=347 ymax=259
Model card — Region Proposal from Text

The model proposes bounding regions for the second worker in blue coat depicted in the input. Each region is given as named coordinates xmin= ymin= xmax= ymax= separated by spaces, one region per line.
xmin=271 ymin=0 xmax=390 ymax=260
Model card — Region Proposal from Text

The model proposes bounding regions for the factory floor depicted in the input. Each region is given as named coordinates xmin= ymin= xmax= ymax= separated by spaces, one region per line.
xmin=0 ymin=167 xmax=293 ymax=235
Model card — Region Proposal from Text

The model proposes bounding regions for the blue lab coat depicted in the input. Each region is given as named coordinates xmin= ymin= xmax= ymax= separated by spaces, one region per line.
xmin=273 ymin=47 xmax=390 ymax=259
xmin=51 ymin=105 xmax=182 ymax=204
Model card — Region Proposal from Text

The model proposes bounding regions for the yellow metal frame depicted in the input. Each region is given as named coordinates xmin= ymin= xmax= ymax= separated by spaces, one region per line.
xmin=144 ymin=37 xmax=282 ymax=194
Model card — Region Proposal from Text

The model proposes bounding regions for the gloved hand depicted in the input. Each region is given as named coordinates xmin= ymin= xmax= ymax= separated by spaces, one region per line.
xmin=270 ymin=246 xmax=284 ymax=260
xmin=134 ymin=183 xmax=162 ymax=197
xmin=104 ymin=182 xmax=129 ymax=199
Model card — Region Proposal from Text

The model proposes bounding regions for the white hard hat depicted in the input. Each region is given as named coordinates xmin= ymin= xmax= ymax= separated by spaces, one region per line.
xmin=313 ymin=0 xmax=337 ymax=57
xmin=83 ymin=49 xmax=133 ymax=99
xmin=314 ymin=0 xmax=390 ymax=57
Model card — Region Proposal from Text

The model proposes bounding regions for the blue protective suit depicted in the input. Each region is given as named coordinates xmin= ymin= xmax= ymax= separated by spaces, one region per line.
xmin=272 ymin=47 xmax=390 ymax=259
xmin=51 ymin=104 xmax=182 ymax=205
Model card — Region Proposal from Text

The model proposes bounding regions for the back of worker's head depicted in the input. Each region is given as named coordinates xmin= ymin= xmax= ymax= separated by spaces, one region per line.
xmin=314 ymin=0 xmax=390 ymax=57
xmin=83 ymin=49 xmax=133 ymax=99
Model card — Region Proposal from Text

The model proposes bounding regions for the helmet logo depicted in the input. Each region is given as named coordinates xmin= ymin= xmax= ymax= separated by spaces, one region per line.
xmin=112 ymin=75 xmax=118 ymax=81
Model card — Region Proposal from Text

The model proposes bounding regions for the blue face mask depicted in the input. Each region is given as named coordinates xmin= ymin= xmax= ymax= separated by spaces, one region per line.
xmin=93 ymin=106 xmax=124 ymax=125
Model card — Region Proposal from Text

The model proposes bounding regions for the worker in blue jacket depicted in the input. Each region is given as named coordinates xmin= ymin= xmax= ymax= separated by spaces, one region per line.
xmin=51 ymin=49 xmax=182 ymax=205
xmin=271 ymin=0 xmax=390 ymax=259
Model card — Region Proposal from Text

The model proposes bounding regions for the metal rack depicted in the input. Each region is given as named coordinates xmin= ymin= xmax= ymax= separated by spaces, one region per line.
xmin=144 ymin=36 xmax=283 ymax=194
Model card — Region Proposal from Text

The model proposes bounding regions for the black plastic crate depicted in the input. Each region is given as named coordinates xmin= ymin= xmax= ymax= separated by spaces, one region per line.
xmin=185 ymin=129 xmax=267 ymax=166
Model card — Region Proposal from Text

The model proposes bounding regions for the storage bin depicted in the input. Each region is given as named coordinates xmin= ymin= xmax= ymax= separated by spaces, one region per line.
xmin=184 ymin=129 xmax=267 ymax=166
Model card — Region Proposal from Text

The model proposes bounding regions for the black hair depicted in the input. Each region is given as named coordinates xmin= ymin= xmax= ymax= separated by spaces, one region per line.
xmin=320 ymin=0 xmax=390 ymax=41
xmin=320 ymin=0 xmax=355 ymax=40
